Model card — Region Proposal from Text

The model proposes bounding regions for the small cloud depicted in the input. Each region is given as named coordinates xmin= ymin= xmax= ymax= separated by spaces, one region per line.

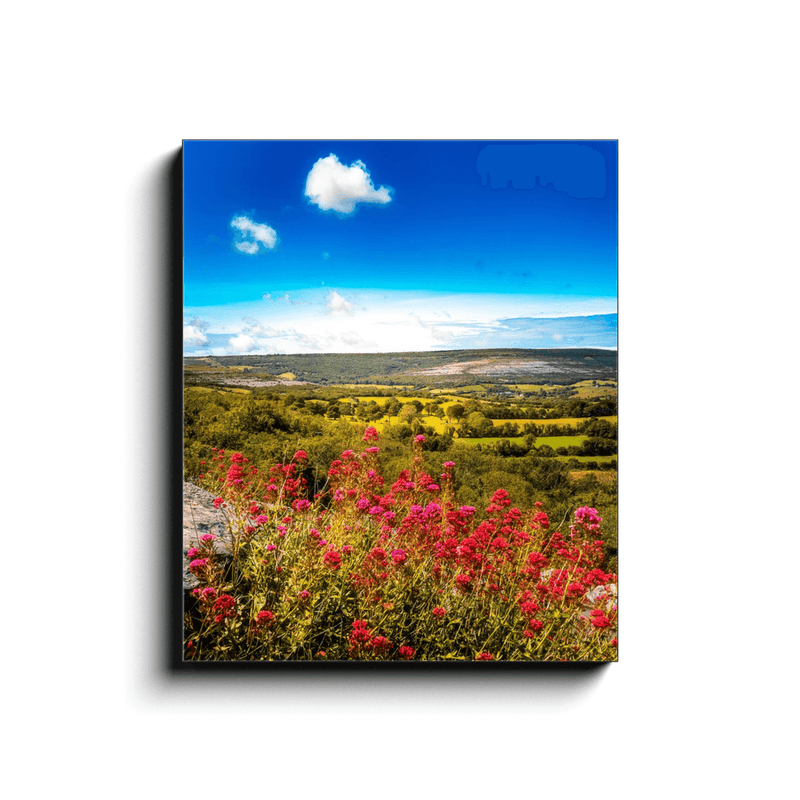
xmin=231 ymin=215 xmax=278 ymax=255
xmin=411 ymin=313 xmax=453 ymax=343
xmin=229 ymin=333 xmax=257 ymax=352
xmin=241 ymin=318 xmax=274 ymax=337
xmin=340 ymin=331 xmax=365 ymax=346
xmin=305 ymin=154 xmax=392 ymax=214
xmin=325 ymin=289 xmax=354 ymax=318
xmin=296 ymin=333 xmax=323 ymax=350
xmin=261 ymin=291 xmax=305 ymax=305
xmin=552 ymin=333 xmax=564 ymax=342
xmin=184 ymin=325 xmax=209 ymax=346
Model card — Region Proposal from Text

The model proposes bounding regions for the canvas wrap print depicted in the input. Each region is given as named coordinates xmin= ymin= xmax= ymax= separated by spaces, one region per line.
xmin=182 ymin=140 xmax=618 ymax=662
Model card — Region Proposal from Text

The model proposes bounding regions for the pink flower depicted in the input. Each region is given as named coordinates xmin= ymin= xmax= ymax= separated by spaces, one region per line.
xmin=476 ymin=652 xmax=494 ymax=661
xmin=323 ymin=550 xmax=342 ymax=570
xmin=189 ymin=558 xmax=208 ymax=574
xmin=186 ymin=547 xmax=200 ymax=558
xmin=298 ymin=590 xmax=311 ymax=600
xmin=575 ymin=506 xmax=602 ymax=532
xmin=200 ymin=533 xmax=215 ymax=542
xmin=212 ymin=498 xmax=224 ymax=509
xmin=362 ymin=426 xmax=379 ymax=442
xmin=391 ymin=548 xmax=407 ymax=565
xmin=398 ymin=645 xmax=415 ymax=660
xmin=432 ymin=606 xmax=446 ymax=618
xmin=293 ymin=450 xmax=308 ymax=461
xmin=414 ymin=434 xmax=425 ymax=444
xmin=254 ymin=514 xmax=268 ymax=525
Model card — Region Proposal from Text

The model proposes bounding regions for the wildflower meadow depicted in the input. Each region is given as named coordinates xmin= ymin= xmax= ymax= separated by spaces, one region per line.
xmin=184 ymin=427 xmax=617 ymax=662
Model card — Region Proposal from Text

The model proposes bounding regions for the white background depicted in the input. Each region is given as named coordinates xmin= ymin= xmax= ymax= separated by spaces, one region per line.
xmin=3 ymin=2 xmax=797 ymax=797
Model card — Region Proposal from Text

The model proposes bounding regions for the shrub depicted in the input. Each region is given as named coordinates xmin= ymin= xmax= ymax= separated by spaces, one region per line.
xmin=184 ymin=430 xmax=617 ymax=662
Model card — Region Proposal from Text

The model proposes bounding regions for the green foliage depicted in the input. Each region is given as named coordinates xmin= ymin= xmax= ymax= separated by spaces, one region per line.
xmin=184 ymin=443 xmax=617 ymax=662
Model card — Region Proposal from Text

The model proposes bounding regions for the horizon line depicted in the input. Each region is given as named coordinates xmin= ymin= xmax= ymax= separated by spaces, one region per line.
xmin=184 ymin=346 xmax=618 ymax=358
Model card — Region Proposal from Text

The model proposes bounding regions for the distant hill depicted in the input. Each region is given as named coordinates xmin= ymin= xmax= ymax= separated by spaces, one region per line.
xmin=184 ymin=348 xmax=616 ymax=386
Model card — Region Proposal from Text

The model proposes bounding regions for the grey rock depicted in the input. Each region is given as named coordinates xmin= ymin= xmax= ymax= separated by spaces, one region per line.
xmin=183 ymin=482 xmax=236 ymax=591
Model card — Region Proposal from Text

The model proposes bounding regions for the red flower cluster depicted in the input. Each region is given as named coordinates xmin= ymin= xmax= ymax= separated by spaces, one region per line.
xmin=253 ymin=610 xmax=275 ymax=631
xmin=212 ymin=594 xmax=237 ymax=623
xmin=589 ymin=609 xmax=613 ymax=629
xmin=191 ymin=430 xmax=616 ymax=661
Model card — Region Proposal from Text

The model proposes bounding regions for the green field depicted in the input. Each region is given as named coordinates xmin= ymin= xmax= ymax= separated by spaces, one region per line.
xmin=491 ymin=416 xmax=617 ymax=428
xmin=348 ymin=395 xmax=458 ymax=406
xmin=559 ymin=455 xmax=618 ymax=464
xmin=456 ymin=436 xmax=529 ymax=447
xmin=533 ymin=435 xmax=588 ymax=448
xmin=457 ymin=434 xmax=587 ymax=447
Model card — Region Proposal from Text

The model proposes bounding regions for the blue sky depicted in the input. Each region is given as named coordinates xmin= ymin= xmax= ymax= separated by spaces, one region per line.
xmin=183 ymin=140 xmax=617 ymax=355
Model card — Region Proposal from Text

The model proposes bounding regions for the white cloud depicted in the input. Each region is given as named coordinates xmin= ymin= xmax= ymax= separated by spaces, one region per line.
xmin=305 ymin=154 xmax=392 ymax=214
xmin=325 ymin=289 xmax=354 ymax=317
xmin=340 ymin=331 xmax=366 ymax=346
xmin=184 ymin=289 xmax=617 ymax=355
xmin=241 ymin=318 xmax=274 ymax=337
xmin=262 ymin=291 xmax=303 ymax=305
xmin=229 ymin=333 xmax=257 ymax=352
xmin=231 ymin=215 xmax=278 ymax=255
xmin=183 ymin=325 xmax=208 ymax=346
xmin=411 ymin=313 xmax=453 ymax=343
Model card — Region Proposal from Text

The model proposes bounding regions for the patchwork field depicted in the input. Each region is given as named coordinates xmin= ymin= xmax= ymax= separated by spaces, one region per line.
xmin=185 ymin=350 xmax=617 ymax=484
xmin=490 ymin=416 xmax=617 ymax=428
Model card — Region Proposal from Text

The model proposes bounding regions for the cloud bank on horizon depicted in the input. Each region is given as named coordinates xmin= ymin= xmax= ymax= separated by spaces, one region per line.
xmin=183 ymin=140 xmax=617 ymax=357
xmin=183 ymin=288 xmax=617 ymax=356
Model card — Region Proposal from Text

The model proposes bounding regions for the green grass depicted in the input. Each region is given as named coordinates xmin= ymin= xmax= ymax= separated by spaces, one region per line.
xmin=456 ymin=436 xmax=529 ymax=447
xmin=491 ymin=416 xmax=617 ymax=428
xmin=558 ymin=455 xmax=618 ymax=464
xmin=536 ymin=435 xmax=588 ymax=449
xmin=456 ymin=434 xmax=589 ymax=448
